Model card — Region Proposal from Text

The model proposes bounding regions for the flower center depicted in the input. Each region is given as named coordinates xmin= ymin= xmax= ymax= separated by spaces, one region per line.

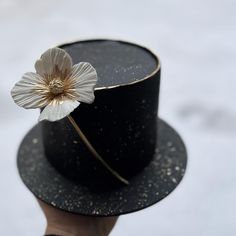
xmin=49 ymin=78 xmax=64 ymax=95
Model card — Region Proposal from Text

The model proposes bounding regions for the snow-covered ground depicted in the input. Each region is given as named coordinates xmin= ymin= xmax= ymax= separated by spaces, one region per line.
xmin=0 ymin=0 xmax=235 ymax=235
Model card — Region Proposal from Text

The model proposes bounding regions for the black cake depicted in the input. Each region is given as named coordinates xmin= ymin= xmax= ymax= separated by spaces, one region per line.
xmin=42 ymin=40 xmax=160 ymax=187
xmin=17 ymin=39 xmax=187 ymax=216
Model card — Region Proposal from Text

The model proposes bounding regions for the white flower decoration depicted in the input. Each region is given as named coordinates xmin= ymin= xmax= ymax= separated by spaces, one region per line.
xmin=11 ymin=47 xmax=97 ymax=122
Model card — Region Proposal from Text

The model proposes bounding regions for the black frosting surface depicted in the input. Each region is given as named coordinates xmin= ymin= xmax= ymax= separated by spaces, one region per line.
xmin=60 ymin=40 xmax=158 ymax=88
xmin=42 ymin=40 xmax=161 ymax=187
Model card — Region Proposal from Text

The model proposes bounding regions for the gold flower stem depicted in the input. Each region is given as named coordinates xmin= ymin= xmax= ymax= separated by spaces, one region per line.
xmin=67 ymin=115 xmax=129 ymax=185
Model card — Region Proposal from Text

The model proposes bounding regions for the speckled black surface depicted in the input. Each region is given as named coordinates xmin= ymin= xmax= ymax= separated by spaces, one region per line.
xmin=60 ymin=40 xmax=158 ymax=88
xmin=17 ymin=119 xmax=187 ymax=216
xmin=43 ymin=40 xmax=161 ymax=185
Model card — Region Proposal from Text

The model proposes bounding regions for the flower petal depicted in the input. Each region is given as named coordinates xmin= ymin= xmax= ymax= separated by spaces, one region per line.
xmin=11 ymin=72 xmax=49 ymax=109
xmin=70 ymin=62 xmax=97 ymax=104
xmin=35 ymin=48 xmax=72 ymax=77
xmin=38 ymin=99 xmax=80 ymax=122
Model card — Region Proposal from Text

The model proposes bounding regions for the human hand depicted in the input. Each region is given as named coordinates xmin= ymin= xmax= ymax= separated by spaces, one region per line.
xmin=37 ymin=199 xmax=118 ymax=236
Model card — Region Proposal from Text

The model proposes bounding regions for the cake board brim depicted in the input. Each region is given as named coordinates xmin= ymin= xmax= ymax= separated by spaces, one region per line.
xmin=17 ymin=119 xmax=187 ymax=216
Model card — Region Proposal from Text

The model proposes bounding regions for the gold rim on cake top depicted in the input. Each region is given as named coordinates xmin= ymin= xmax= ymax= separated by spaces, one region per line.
xmin=56 ymin=38 xmax=161 ymax=91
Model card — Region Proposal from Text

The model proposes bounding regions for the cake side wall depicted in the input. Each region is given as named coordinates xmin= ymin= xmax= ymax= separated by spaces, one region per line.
xmin=41 ymin=70 xmax=160 ymax=186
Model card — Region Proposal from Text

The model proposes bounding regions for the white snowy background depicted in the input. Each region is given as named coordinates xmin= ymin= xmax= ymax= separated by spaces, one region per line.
xmin=0 ymin=0 xmax=235 ymax=235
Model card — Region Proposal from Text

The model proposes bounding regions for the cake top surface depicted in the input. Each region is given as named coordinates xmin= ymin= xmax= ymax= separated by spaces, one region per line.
xmin=60 ymin=39 xmax=159 ymax=89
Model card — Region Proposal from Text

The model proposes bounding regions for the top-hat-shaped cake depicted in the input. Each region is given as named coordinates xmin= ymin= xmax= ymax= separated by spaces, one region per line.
xmin=14 ymin=39 xmax=187 ymax=216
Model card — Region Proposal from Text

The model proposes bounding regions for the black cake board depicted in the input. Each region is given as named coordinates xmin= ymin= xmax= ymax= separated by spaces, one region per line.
xmin=17 ymin=119 xmax=187 ymax=216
